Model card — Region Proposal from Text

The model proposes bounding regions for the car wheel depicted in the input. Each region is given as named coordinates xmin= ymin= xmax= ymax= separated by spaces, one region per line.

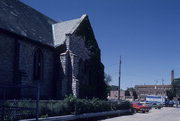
xmin=134 ymin=109 xmax=137 ymax=113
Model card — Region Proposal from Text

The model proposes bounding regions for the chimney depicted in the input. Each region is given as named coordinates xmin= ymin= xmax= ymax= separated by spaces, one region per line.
xmin=171 ymin=70 xmax=174 ymax=82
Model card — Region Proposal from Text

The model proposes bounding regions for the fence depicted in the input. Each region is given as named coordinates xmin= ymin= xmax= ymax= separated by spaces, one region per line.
xmin=0 ymin=84 xmax=40 ymax=121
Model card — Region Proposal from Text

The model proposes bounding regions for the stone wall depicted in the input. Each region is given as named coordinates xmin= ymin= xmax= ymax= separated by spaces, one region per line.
xmin=60 ymin=34 xmax=90 ymax=97
xmin=61 ymin=19 xmax=106 ymax=99
xmin=0 ymin=32 xmax=16 ymax=85
xmin=68 ymin=34 xmax=90 ymax=61
xmin=59 ymin=51 xmax=71 ymax=97
xmin=0 ymin=30 xmax=55 ymax=99
xmin=71 ymin=17 xmax=106 ymax=99
xmin=18 ymin=39 xmax=55 ymax=99
xmin=0 ymin=15 xmax=106 ymax=99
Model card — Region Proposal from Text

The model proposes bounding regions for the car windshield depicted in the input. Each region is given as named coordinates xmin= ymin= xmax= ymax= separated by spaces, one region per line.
xmin=138 ymin=103 xmax=143 ymax=106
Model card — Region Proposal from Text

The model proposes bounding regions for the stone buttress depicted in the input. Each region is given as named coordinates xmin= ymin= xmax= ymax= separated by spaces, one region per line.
xmin=59 ymin=34 xmax=79 ymax=97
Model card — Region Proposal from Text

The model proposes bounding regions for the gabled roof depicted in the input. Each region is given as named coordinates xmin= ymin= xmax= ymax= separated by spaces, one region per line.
xmin=0 ymin=0 xmax=88 ymax=47
xmin=52 ymin=15 xmax=87 ymax=47
xmin=0 ymin=0 xmax=56 ymax=46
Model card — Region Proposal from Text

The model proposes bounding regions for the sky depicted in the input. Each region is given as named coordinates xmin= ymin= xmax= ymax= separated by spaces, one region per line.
xmin=21 ymin=0 xmax=180 ymax=89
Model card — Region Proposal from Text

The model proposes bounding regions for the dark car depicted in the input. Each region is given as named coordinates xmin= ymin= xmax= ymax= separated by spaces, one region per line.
xmin=165 ymin=100 xmax=174 ymax=107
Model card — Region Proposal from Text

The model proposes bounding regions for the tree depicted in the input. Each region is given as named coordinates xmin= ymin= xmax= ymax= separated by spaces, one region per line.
xmin=166 ymin=90 xmax=175 ymax=100
xmin=127 ymin=87 xmax=135 ymax=92
xmin=104 ymin=73 xmax=112 ymax=96
xmin=125 ymin=90 xmax=130 ymax=96
xmin=171 ymin=78 xmax=180 ymax=97
xmin=127 ymin=87 xmax=138 ymax=100
xmin=167 ymin=78 xmax=180 ymax=100
xmin=104 ymin=73 xmax=112 ymax=85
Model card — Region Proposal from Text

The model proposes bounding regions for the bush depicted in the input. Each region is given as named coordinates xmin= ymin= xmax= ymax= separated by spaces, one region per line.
xmin=5 ymin=96 xmax=131 ymax=119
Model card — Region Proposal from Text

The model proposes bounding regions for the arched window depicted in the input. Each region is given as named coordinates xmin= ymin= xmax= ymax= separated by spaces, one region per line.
xmin=33 ymin=49 xmax=43 ymax=81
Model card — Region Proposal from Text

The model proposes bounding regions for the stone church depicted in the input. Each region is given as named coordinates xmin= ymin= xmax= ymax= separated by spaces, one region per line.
xmin=0 ymin=0 xmax=106 ymax=99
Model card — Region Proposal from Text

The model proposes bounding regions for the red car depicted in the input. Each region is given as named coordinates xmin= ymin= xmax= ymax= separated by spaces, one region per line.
xmin=132 ymin=102 xmax=151 ymax=113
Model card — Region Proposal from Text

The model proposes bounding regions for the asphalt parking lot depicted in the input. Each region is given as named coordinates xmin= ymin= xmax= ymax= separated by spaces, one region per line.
xmin=102 ymin=107 xmax=180 ymax=121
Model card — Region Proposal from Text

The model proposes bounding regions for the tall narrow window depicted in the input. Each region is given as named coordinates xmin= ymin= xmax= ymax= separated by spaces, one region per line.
xmin=33 ymin=49 xmax=43 ymax=81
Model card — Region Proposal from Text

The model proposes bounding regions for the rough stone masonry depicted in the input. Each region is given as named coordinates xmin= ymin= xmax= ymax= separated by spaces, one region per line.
xmin=0 ymin=0 xmax=106 ymax=99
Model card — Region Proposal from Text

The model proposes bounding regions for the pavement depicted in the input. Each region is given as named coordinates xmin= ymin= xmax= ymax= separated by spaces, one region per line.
xmin=102 ymin=107 xmax=180 ymax=121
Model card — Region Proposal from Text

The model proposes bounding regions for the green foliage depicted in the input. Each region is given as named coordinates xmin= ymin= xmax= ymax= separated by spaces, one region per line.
xmin=170 ymin=79 xmax=180 ymax=98
xmin=4 ymin=96 xmax=131 ymax=120
xmin=38 ymin=96 xmax=131 ymax=116
xmin=127 ymin=87 xmax=135 ymax=92
xmin=166 ymin=90 xmax=175 ymax=100
xmin=126 ymin=87 xmax=138 ymax=99
xmin=75 ymin=98 xmax=111 ymax=114
xmin=111 ymin=101 xmax=131 ymax=110
xmin=104 ymin=73 xmax=112 ymax=85
xmin=40 ymin=114 xmax=48 ymax=118
xmin=125 ymin=90 xmax=130 ymax=96
xmin=104 ymin=73 xmax=112 ymax=95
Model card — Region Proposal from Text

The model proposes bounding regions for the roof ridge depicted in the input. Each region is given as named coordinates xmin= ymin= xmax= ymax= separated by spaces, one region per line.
xmin=19 ymin=0 xmax=57 ymax=23
xmin=70 ymin=14 xmax=87 ymax=34
xmin=52 ymin=14 xmax=88 ymax=47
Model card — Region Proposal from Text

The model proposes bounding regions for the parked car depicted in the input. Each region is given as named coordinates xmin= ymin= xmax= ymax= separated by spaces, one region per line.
xmin=141 ymin=102 xmax=153 ymax=109
xmin=151 ymin=103 xmax=163 ymax=109
xmin=132 ymin=102 xmax=151 ymax=113
xmin=165 ymin=100 xmax=174 ymax=107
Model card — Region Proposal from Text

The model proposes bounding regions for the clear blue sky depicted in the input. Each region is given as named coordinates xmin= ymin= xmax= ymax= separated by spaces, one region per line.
xmin=21 ymin=0 xmax=180 ymax=89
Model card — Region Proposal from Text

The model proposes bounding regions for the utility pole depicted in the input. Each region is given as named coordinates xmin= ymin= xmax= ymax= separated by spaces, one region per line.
xmin=155 ymin=80 xmax=158 ymax=95
xmin=162 ymin=78 xmax=164 ymax=85
xmin=162 ymin=78 xmax=165 ymax=96
xmin=118 ymin=56 xmax=122 ymax=101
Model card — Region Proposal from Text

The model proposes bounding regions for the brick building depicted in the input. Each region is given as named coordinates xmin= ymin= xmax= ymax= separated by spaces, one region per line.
xmin=0 ymin=0 xmax=105 ymax=99
xmin=135 ymin=70 xmax=176 ymax=100
xmin=108 ymin=87 xmax=134 ymax=101
xmin=108 ymin=85 xmax=127 ymax=100
xmin=135 ymin=85 xmax=171 ymax=100
xmin=108 ymin=90 xmax=125 ymax=100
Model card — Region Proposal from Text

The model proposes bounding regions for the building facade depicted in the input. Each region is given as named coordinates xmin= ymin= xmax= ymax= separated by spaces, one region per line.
xmin=135 ymin=85 xmax=171 ymax=100
xmin=0 ymin=0 xmax=105 ymax=99
xmin=108 ymin=90 xmax=125 ymax=100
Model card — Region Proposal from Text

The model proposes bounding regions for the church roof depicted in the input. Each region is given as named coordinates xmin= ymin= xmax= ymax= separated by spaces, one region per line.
xmin=52 ymin=15 xmax=87 ymax=47
xmin=0 ymin=0 xmax=57 ymax=46
xmin=0 ymin=0 xmax=88 ymax=47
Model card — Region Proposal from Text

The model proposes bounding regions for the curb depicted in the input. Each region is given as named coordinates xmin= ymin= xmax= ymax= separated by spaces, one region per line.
xmin=20 ymin=109 xmax=131 ymax=121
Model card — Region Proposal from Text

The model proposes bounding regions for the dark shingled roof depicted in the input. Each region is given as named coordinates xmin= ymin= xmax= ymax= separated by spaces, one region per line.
xmin=0 ymin=0 xmax=57 ymax=46
xmin=0 ymin=0 xmax=89 ymax=47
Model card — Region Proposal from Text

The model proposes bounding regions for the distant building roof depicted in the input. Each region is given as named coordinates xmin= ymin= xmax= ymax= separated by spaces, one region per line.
xmin=135 ymin=85 xmax=171 ymax=88
xmin=110 ymin=85 xmax=124 ymax=91
xmin=0 ymin=0 xmax=88 ymax=47
xmin=110 ymin=85 xmax=119 ymax=90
